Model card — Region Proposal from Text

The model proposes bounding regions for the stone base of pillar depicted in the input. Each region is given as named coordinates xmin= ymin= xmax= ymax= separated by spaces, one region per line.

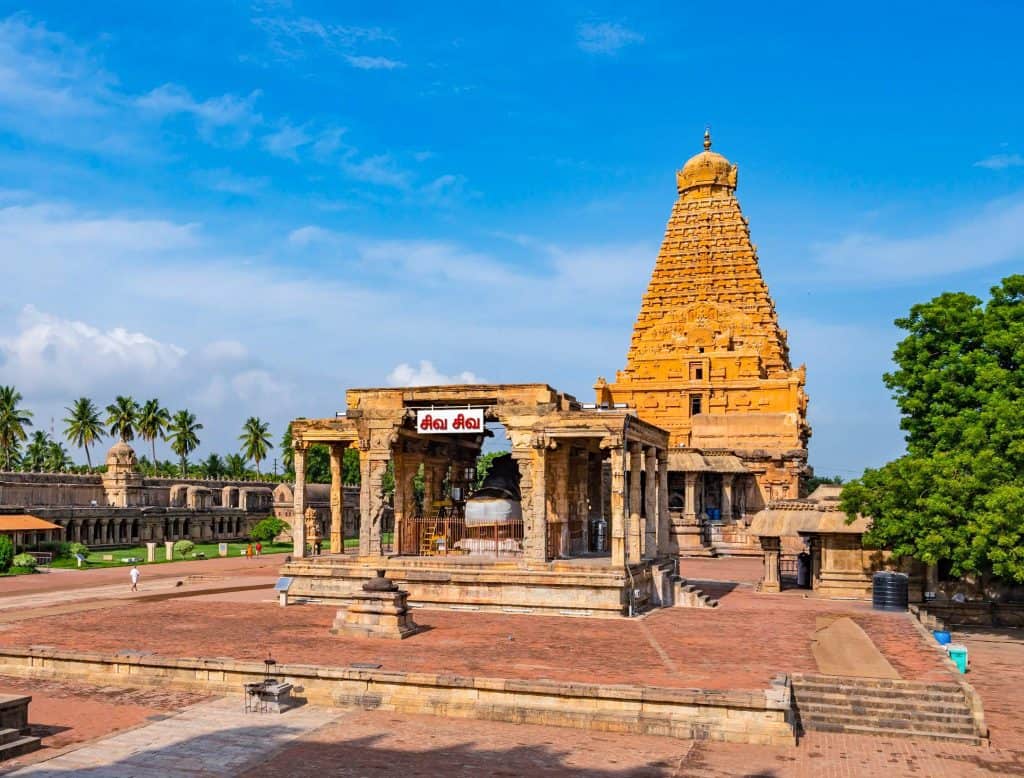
xmin=330 ymin=570 xmax=421 ymax=640
xmin=673 ymin=523 xmax=714 ymax=557
xmin=759 ymin=580 xmax=782 ymax=593
xmin=146 ymin=542 xmax=157 ymax=563
xmin=164 ymin=540 xmax=175 ymax=561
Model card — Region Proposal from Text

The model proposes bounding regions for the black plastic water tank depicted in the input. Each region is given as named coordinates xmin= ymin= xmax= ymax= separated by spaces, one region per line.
xmin=872 ymin=571 xmax=909 ymax=611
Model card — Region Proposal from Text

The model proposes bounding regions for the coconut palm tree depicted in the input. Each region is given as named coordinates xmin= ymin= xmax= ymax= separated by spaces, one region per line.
xmin=105 ymin=396 xmax=140 ymax=442
xmin=23 ymin=430 xmax=50 ymax=472
xmin=200 ymin=452 xmax=225 ymax=478
xmin=280 ymin=423 xmax=294 ymax=474
xmin=63 ymin=397 xmax=104 ymax=469
xmin=46 ymin=441 xmax=73 ymax=472
xmin=166 ymin=409 xmax=202 ymax=477
xmin=224 ymin=453 xmax=247 ymax=479
xmin=0 ymin=386 xmax=33 ymax=471
xmin=239 ymin=416 xmax=271 ymax=476
xmin=137 ymin=399 xmax=170 ymax=464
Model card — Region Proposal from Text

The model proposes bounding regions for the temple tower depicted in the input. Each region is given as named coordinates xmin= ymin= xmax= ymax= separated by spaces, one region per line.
xmin=596 ymin=131 xmax=810 ymax=506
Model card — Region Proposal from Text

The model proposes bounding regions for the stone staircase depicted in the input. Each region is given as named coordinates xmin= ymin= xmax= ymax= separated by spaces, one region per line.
xmin=791 ymin=673 xmax=986 ymax=745
xmin=672 ymin=577 xmax=719 ymax=608
xmin=0 ymin=726 xmax=41 ymax=762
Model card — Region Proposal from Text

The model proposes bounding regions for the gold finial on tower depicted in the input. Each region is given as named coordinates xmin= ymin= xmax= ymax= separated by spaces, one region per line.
xmin=703 ymin=126 xmax=712 ymax=151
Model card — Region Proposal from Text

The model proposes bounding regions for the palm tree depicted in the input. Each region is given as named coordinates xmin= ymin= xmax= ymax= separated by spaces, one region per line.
xmin=225 ymin=453 xmax=247 ymax=479
xmin=0 ymin=386 xmax=33 ymax=471
xmin=106 ymin=396 xmax=140 ymax=442
xmin=166 ymin=409 xmax=202 ymax=477
xmin=46 ymin=441 xmax=73 ymax=472
xmin=23 ymin=430 xmax=50 ymax=472
xmin=63 ymin=397 xmax=104 ymax=469
xmin=280 ymin=423 xmax=294 ymax=473
xmin=137 ymin=399 xmax=171 ymax=465
xmin=239 ymin=416 xmax=272 ymax=476
xmin=200 ymin=453 xmax=225 ymax=478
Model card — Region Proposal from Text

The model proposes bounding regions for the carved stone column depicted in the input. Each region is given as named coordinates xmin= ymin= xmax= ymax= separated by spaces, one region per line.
xmin=683 ymin=472 xmax=699 ymax=524
xmin=759 ymin=536 xmax=781 ymax=593
xmin=721 ymin=473 xmax=735 ymax=522
xmin=292 ymin=444 xmax=307 ymax=558
xmin=527 ymin=442 xmax=548 ymax=563
xmin=657 ymin=450 xmax=670 ymax=557
xmin=392 ymin=449 xmax=406 ymax=557
xmin=329 ymin=444 xmax=344 ymax=554
xmin=643 ymin=447 xmax=657 ymax=559
xmin=609 ymin=445 xmax=625 ymax=567
xmin=358 ymin=449 xmax=388 ymax=557
xmin=627 ymin=443 xmax=642 ymax=564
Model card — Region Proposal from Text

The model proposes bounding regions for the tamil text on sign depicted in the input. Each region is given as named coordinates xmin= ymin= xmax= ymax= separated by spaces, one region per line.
xmin=416 ymin=408 xmax=484 ymax=434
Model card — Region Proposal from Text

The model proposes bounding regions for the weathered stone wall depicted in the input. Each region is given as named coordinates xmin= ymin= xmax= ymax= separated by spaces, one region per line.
xmin=0 ymin=646 xmax=796 ymax=746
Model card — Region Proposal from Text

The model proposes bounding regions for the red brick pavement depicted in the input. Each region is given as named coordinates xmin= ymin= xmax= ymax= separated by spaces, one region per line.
xmin=677 ymin=556 xmax=763 ymax=585
xmin=0 ymin=588 xmax=950 ymax=692
xmin=0 ymin=675 xmax=208 ymax=768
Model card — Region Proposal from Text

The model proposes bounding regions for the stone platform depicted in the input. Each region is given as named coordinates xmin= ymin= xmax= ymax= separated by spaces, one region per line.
xmin=281 ymin=554 xmax=672 ymax=617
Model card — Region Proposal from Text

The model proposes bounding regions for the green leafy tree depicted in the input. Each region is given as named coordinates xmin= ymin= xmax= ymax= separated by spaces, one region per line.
xmin=842 ymin=275 xmax=1024 ymax=583
xmin=138 ymin=399 xmax=171 ymax=465
xmin=250 ymin=516 xmax=286 ymax=543
xmin=106 ymin=396 xmax=140 ymax=442
xmin=280 ymin=423 xmax=295 ymax=474
xmin=239 ymin=416 xmax=272 ymax=476
xmin=200 ymin=453 xmax=225 ymax=478
xmin=0 ymin=535 xmax=12 ymax=571
xmin=343 ymin=448 xmax=360 ymax=484
xmin=166 ymin=410 xmax=203 ymax=477
xmin=63 ymin=397 xmax=104 ymax=469
xmin=173 ymin=539 xmax=195 ymax=559
xmin=11 ymin=553 xmax=36 ymax=571
xmin=474 ymin=450 xmax=509 ymax=489
xmin=23 ymin=430 xmax=50 ymax=472
xmin=804 ymin=474 xmax=843 ymax=496
xmin=46 ymin=441 xmax=73 ymax=472
xmin=0 ymin=386 xmax=33 ymax=471
xmin=225 ymin=453 xmax=247 ymax=479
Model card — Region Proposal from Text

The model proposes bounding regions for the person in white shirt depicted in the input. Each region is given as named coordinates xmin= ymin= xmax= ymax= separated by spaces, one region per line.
xmin=129 ymin=565 xmax=140 ymax=592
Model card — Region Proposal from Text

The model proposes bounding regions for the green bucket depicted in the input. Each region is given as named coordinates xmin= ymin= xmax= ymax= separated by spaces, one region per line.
xmin=947 ymin=644 xmax=968 ymax=673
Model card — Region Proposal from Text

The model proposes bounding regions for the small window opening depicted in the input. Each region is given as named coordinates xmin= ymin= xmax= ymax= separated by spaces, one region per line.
xmin=689 ymin=394 xmax=702 ymax=416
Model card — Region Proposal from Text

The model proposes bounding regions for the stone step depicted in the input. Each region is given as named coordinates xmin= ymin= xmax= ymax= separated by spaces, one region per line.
xmin=798 ymin=701 xmax=975 ymax=727
xmin=794 ymin=687 xmax=970 ymax=712
xmin=671 ymin=578 xmax=719 ymax=609
xmin=792 ymin=681 xmax=965 ymax=704
xmin=793 ymin=673 xmax=963 ymax=693
xmin=0 ymin=734 xmax=42 ymax=762
xmin=0 ymin=729 xmax=22 ymax=747
xmin=800 ymin=711 xmax=977 ymax=736
xmin=800 ymin=719 xmax=983 ymax=746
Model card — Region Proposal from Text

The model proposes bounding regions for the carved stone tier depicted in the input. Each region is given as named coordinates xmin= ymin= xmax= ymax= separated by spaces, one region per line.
xmin=330 ymin=570 xmax=421 ymax=640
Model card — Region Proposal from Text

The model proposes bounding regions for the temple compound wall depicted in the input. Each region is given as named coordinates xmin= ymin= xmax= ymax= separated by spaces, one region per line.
xmin=0 ymin=440 xmax=360 ymax=548
xmin=595 ymin=132 xmax=810 ymax=557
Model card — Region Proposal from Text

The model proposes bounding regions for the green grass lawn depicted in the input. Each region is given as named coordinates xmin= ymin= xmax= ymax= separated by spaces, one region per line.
xmin=48 ymin=541 xmax=293 ymax=569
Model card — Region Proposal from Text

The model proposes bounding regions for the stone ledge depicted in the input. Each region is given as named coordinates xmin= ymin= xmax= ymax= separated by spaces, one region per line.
xmin=0 ymin=646 xmax=795 ymax=746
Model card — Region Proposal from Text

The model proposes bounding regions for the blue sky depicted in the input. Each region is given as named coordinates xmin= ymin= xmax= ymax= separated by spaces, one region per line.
xmin=0 ymin=2 xmax=1022 ymax=476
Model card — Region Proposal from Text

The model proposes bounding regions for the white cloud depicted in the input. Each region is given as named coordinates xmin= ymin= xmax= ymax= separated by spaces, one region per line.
xmin=194 ymin=168 xmax=267 ymax=196
xmin=810 ymin=196 xmax=1024 ymax=281
xmin=387 ymin=361 xmax=481 ymax=387
xmin=341 ymin=153 xmax=412 ymax=189
xmin=577 ymin=22 xmax=644 ymax=54
xmin=136 ymin=84 xmax=263 ymax=144
xmin=345 ymin=54 xmax=405 ymax=70
xmin=974 ymin=153 xmax=1024 ymax=170
xmin=262 ymin=121 xmax=312 ymax=160
xmin=251 ymin=15 xmax=396 ymax=63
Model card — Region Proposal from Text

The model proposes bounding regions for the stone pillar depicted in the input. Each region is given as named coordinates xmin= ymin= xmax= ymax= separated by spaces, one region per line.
xmin=329 ymin=444 xmax=344 ymax=554
xmin=683 ymin=472 xmax=699 ymax=524
xmin=627 ymin=443 xmax=642 ymax=564
xmin=421 ymin=461 xmax=436 ymax=517
xmin=146 ymin=542 xmax=157 ymax=563
xmin=657 ymin=451 xmax=670 ymax=557
xmin=392 ymin=450 xmax=406 ymax=557
xmin=609 ymin=446 xmax=625 ymax=567
xmin=359 ymin=452 xmax=388 ymax=557
xmin=550 ymin=444 xmax=569 ymax=559
xmin=644 ymin=447 xmax=657 ymax=559
xmin=164 ymin=540 xmax=174 ymax=561
xmin=759 ymin=536 xmax=781 ymax=593
xmin=292 ymin=445 xmax=307 ymax=559
xmin=527 ymin=444 xmax=548 ymax=563
xmin=721 ymin=473 xmax=735 ymax=522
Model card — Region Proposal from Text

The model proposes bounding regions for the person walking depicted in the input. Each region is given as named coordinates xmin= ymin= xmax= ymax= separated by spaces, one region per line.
xmin=255 ymin=542 xmax=262 ymax=558
xmin=246 ymin=543 xmax=253 ymax=560
xmin=129 ymin=565 xmax=140 ymax=592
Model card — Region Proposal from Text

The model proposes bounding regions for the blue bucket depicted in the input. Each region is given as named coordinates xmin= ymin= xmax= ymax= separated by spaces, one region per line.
xmin=947 ymin=644 xmax=968 ymax=674
xmin=933 ymin=630 xmax=952 ymax=645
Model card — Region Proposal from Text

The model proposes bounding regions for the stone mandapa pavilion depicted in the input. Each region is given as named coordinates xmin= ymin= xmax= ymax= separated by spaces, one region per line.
xmin=281 ymin=384 xmax=672 ymax=616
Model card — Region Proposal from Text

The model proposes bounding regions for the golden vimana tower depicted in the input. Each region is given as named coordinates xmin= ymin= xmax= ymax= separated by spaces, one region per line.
xmin=596 ymin=131 xmax=810 ymax=502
